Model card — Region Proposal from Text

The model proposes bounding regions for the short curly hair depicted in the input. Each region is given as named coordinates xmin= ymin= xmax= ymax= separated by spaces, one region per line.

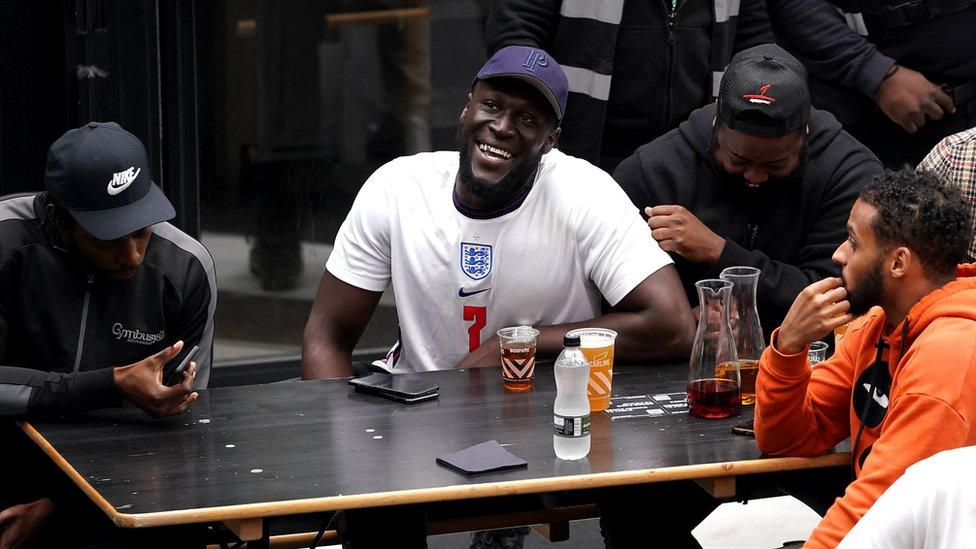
xmin=860 ymin=168 xmax=973 ymax=278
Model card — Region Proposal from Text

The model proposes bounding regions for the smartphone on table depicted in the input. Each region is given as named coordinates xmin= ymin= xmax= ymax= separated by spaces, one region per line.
xmin=348 ymin=372 xmax=439 ymax=403
xmin=165 ymin=345 xmax=199 ymax=386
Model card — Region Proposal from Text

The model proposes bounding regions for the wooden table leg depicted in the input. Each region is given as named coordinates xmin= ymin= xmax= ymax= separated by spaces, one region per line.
xmin=531 ymin=521 xmax=570 ymax=542
xmin=223 ymin=518 xmax=264 ymax=542
xmin=695 ymin=476 xmax=736 ymax=499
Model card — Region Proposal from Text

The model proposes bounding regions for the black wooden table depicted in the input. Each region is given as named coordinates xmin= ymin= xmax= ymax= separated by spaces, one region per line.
xmin=20 ymin=364 xmax=849 ymax=542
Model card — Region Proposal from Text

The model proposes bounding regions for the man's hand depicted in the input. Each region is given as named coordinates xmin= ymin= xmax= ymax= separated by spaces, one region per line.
xmin=113 ymin=341 xmax=198 ymax=418
xmin=776 ymin=277 xmax=852 ymax=355
xmin=646 ymin=206 xmax=725 ymax=265
xmin=874 ymin=66 xmax=956 ymax=133
xmin=456 ymin=335 xmax=501 ymax=370
xmin=0 ymin=498 xmax=54 ymax=549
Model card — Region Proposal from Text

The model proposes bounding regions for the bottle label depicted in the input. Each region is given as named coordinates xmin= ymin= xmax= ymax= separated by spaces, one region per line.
xmin=553 ymin=414 xmax=590 ymax=438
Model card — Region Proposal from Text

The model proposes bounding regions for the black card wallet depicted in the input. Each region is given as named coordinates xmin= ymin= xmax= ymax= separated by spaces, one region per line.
xmin=435 ymin=440 xmax=528 ymax=476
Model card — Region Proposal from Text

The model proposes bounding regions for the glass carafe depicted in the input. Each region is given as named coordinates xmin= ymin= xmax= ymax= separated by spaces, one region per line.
xmin=720 ymin=266 xmax=765 ymax=405
xmin=688 ymin=279 xmax=740 ymax=418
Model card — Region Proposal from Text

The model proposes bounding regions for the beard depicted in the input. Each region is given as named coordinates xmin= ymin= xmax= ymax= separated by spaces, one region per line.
xmin=845 ymin=259 xmax=885 ymax=317
xmin=456 ymin=124 xmax=543 ymax=209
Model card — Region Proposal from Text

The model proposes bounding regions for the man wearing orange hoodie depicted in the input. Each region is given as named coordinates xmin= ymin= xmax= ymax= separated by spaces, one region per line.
xmin=755 ymin=167 xmax=976 ymax=548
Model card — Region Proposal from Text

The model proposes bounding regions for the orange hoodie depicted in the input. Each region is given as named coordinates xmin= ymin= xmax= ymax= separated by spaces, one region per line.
xmin=755 ymin=264 xmax=976 ymax=548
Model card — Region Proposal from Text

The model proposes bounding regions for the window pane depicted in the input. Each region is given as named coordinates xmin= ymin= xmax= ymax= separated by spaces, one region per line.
xmin=197 ymin=0 xmax=490 ymax=363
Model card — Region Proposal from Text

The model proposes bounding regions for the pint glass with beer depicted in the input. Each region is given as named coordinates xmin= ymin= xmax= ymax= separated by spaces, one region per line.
xmin=497 ymin=326 xmax=540 ymax=391
xmin=565 ymin=328 xmax=618 ymax=412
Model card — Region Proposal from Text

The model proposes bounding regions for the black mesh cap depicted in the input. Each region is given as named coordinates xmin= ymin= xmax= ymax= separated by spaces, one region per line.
xmin=717 ymin=44 xmax=810 ymax=137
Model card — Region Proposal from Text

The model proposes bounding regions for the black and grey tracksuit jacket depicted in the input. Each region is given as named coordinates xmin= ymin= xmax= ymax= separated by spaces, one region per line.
xmin=0 ymin=193 xmax=216 ymax=416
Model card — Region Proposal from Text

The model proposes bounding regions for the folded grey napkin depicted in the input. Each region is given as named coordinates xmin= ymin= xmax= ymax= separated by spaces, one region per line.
xmin=435 ymin=440 xmax=528 ymax=476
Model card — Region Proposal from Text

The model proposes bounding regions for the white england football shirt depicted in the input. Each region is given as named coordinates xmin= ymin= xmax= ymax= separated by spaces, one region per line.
xmin=326 ymin=149 xmax=671 ymax=371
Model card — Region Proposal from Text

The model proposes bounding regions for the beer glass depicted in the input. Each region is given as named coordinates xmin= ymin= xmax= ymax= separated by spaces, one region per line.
xmin=565 ymin=328 xmax=618 ymax=412
xmin=497 ymin=326 xmax=540 ymax=391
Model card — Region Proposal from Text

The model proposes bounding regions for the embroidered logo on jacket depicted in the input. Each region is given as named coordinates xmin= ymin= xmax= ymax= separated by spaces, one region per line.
xmin=112 ymin=322 xmax=165 ymax=345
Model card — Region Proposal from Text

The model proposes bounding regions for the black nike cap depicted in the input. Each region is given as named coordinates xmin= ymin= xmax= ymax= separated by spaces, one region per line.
xmin=44 ymin=122 xmax=175 ymax=240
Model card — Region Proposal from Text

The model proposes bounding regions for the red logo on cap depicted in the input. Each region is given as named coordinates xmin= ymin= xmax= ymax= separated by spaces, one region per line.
xmin=743 ymin=84 xmax=775 ymax=105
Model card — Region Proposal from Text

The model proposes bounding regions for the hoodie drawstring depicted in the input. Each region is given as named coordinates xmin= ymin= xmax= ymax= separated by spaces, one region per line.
xmin=849 ymin=318 xmax=911 ymax=476
xmin=851 ymin=332 xmax=888 ymax=475
xmin=899 ymin=319 xmax=911 ymax=358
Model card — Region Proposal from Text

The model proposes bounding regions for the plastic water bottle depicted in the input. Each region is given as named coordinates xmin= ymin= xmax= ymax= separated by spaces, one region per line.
xmin=553 ymin=334 xmax=591 ymax=460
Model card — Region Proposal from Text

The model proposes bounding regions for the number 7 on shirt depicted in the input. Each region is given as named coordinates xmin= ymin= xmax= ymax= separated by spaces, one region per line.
xmin=463 ymin=306 xmax=486 ymax=351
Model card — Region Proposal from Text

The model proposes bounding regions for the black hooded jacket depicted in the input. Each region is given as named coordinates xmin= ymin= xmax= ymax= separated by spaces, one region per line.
xmin=614 ymin=103 xmax=882 ymax=336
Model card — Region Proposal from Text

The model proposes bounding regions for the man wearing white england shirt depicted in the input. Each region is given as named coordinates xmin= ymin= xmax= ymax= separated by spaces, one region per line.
xmin=302 ymin=46 xmax=694 ymax=379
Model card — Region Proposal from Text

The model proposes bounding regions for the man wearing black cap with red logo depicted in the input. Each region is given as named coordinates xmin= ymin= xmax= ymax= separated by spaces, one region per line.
xmin=615 ymin=44 xmax=883 ymax=339
xmin=0 ymin=122 xmax=215 ymax=546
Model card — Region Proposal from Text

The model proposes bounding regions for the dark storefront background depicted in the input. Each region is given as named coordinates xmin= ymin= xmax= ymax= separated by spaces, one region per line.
xmin=0 ymin=1 xmax=491 ymax=377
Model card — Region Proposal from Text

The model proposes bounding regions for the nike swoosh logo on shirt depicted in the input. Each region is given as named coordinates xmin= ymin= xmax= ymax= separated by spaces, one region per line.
xmin=458 ymin=287 xmax=491 ymax=298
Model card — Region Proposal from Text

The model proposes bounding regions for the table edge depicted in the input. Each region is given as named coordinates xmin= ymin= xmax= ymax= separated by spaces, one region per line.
xmin=21 ymin=420 xmax=849 ymax=528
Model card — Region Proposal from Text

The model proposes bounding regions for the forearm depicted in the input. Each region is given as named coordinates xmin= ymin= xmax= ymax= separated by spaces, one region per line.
xmin=301 ymin=271 xmax=382 ymax=380
xmin=769 ymin=0 xmax=895 ymax=96
xmin=754 ymin=330 xmax=852 ymax=455
xmin=300 ymin=335 xmax=354 ymax=380
xmin=0 ymin=366 xmax=121 ymax=417
xmin=532 ymin=309 xmax=694 ymax=362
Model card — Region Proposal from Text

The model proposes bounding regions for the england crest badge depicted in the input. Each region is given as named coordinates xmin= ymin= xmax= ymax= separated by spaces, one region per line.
xmin=460 ymin=242 xmax=492 ymax=280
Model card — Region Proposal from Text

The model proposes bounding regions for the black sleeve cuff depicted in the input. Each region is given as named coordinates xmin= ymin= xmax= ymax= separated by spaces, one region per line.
xmin=706 ymin=239 xmax=759 ymax=278
xmin=73 ymin=368 xmax=123 ymax=411
xmin=858 ymin=54 xmax=897 ymax=98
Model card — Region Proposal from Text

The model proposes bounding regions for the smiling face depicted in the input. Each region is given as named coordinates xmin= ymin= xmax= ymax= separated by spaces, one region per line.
xmin=833 ymin=199 xmax=888 ymax=316
xmin=712 ymin=122 xmax=806 ymax=189
xmin=456 ymin=78 xmax=560 ymax=208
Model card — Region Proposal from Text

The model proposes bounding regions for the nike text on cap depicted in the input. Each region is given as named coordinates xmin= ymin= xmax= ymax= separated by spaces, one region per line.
xmin=474 ymin=45 xmax=570 ymax=123
xmin=44 ymin=121 xmax=175 ymax=240
xmin=717 ymin=43 xmax=811 ymax=138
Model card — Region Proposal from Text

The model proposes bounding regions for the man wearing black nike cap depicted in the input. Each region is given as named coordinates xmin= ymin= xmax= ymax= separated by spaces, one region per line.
xmin=0 ymin=122 xmax=215 ymax=546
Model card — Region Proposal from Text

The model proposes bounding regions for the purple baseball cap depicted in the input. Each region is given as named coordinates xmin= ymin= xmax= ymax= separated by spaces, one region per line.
xmin=474 ymin=45 xmax=569 ymax=123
